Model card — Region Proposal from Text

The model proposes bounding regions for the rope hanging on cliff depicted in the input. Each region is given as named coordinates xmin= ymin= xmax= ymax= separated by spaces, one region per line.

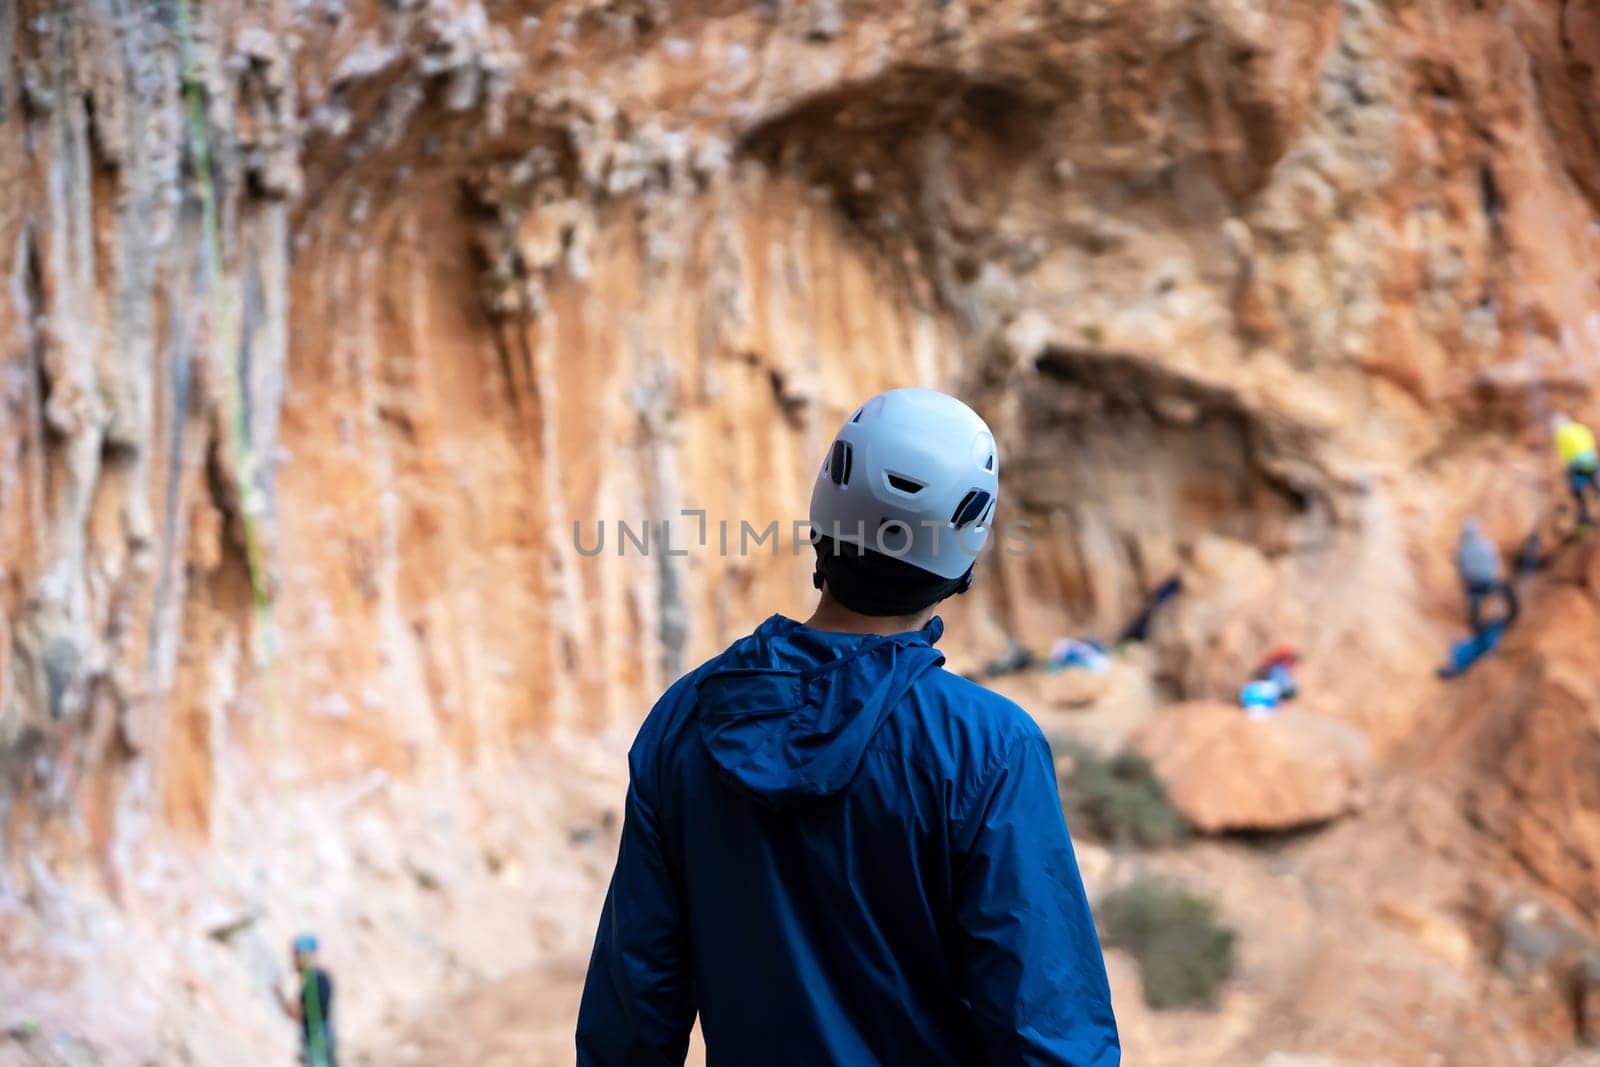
xmin=174 ymin=0 xmax=327 ymax=1045
xmin=174 ymin=0 xmax=277 ymax=692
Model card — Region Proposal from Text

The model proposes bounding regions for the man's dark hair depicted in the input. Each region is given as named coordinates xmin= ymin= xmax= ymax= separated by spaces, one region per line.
xmin=812 ymin=535 xmax=971 ymax=617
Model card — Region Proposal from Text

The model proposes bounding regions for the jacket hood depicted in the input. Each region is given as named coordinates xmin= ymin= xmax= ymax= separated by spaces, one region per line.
xmin=695 ymin=614 xmax=946 ymax=808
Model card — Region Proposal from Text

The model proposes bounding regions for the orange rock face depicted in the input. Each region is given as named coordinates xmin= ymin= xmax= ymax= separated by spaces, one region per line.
xmin=2 ymin=0 xmax=1595 ymax=836
xmin=1448 ymin=545 xmax=1600 ymax=922
xmin=2 ymin=0 xmax=1600 ymax=1061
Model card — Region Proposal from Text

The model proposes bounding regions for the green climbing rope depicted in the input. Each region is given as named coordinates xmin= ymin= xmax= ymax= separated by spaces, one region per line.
xmin=174 ymin=0 xmax=317 ymax=1045
xmin=174 ymin=0 xmax=276 ymax=677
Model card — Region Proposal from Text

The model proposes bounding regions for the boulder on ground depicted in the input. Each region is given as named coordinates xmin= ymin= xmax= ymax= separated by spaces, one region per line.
xmin=1037 ymin=666 xmax=1115 ymax=709
xmin=1127 ymin=701 xmax=1370 ymax=833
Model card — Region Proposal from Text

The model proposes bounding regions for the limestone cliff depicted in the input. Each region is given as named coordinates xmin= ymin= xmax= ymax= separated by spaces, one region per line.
xmin=3 ymin=0 xmax=1600 ymax=1063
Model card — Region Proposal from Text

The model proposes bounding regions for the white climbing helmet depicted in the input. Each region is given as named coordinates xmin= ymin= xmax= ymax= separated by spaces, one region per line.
xmin=808 ymin=388 xmax=999 ymax=580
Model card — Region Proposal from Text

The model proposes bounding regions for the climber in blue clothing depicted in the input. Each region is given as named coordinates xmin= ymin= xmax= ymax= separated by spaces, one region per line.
xmin=576 ymin=388 xmax=1119 ymax=1067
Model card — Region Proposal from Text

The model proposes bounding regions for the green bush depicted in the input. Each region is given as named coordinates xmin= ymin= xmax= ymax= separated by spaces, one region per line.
xmin=1097 ymin=877 xmax=1237 ymax=1010
xmin=1058 ymin=742 xmax=1188 ymax=849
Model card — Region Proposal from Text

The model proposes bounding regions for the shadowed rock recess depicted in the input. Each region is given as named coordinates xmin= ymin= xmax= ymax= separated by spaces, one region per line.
xmin=3 ymin=0 xmax=1600 ymax=1063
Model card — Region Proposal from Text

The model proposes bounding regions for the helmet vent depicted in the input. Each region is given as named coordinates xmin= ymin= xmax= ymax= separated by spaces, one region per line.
xmin=984 ymin=453 xmax=994 ymax=471
xmin=951 ymin=489 xmax=992 ymax=528
xmin=850 ymin=408 xmax=863 ymax=423
xmin=829 ymin=441 xmax=854 ymax=486
xmin=886 ymin=473 xmax=924 ymax=494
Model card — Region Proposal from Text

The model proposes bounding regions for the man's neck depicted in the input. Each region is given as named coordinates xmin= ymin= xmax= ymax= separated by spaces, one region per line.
xmin=804 ymin=589 xmax=937 ymax=636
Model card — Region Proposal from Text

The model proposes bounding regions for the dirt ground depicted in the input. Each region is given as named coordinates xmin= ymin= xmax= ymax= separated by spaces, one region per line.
xmin=383 ymin=959 xmax=706 ymax=1067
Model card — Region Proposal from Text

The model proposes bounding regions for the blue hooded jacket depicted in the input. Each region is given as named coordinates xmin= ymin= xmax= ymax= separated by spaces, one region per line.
xmin=576 ymin=615 xmax=1119 ymax=1066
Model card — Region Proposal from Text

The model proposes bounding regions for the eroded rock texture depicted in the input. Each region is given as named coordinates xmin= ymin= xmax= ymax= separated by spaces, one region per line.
xmin=3 ymin=0 xmax=1600 ymax=1061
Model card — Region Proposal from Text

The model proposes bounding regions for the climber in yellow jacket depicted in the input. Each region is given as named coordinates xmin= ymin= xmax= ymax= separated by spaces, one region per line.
xmin=1552 ymin=413 xmax=1600 ymax=526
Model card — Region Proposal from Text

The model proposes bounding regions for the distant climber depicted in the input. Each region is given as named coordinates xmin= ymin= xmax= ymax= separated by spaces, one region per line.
xmin=1046 ymin=636 xmax=1110 ymax=674
xmin=1117 ymin=574 xmax=1183 ymax=645
xmin=1455 ymin=517 xmax=1518 ymax=638
xmin=1239 ymin=646 xmax=1298 ymax=720
xmin=1239 ymin=678 xmax=1281 ymax=720
xmin=277 ymin=933 xmax=336 ymax=1067
xmin=1552 ymin=412 xmax=1600 ymax=527
xmin=577 ymin=389 xmax=1119 ymax=1065
xmin=1438 ymin=518 xmax=1519 ymax=679
xmin=1254 ymin=645 xmax=1299 ymax=701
